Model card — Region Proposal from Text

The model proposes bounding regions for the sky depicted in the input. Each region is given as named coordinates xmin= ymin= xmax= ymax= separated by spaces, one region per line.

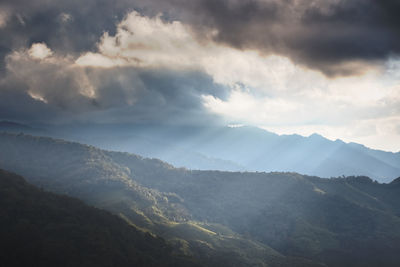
xmin=0 ymin=0 xmax=400 ymax=152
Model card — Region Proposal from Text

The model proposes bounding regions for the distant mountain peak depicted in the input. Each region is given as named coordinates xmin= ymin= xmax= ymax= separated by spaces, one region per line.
xmin=309 ymin=133 xmax=325 ymax=139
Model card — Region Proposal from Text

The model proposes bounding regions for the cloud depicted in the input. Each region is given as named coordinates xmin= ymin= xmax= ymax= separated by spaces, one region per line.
xmin=58 ymin=12 xmax=72 ymax=23
xmin=0 ymin=0 xmax=141 ymax=72
xmin=0 ymin=42 xmax=228 ymax=124
xmin=1 ymin=6 xmax=400 ymax=151
xmin=152 ymin=0 xmax=400 ymax=76
xmin=0 ymin=8 xmax=10 ymax=28
xmin=76 ymin=11 xmax=218 ymax=70
xmin=71 ymin=1 xmax=400 ymax=78
xmin=3 ymin=46 xmax=97 ymax=115
xmin=75 ymin=11 xmax=319 ymax=95
xmin=28 ymin=43 xmax=53 ymax=59
xmin=2 ymin=0 xmax=400 ymax=76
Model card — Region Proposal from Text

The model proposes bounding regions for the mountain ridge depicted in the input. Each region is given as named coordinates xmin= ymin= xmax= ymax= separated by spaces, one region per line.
xmin=1 ymin=132 xmax=400 ymax=266
xmin=2 ymin=122 xmax=399 ymax=182
xmin=57 ymin=124 xmax=400 ymax=182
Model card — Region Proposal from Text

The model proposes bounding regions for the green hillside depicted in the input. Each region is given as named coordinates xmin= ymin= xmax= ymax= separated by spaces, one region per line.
xmin=1 ymin=132 xmax=400 ymax=266
xmin=0 ymin=169 xmax=198 ymax=267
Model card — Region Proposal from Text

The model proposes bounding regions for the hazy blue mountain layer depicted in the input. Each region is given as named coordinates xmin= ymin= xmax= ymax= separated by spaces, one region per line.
xmin=40 ymin=123 xmax=400 ymax=182
xmin=3 ymin=122 xmax=399 ymax=182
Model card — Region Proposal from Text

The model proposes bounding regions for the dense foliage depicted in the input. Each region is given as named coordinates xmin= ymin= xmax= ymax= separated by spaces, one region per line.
xmin=0 ymin=169 xmax=199 ymax=267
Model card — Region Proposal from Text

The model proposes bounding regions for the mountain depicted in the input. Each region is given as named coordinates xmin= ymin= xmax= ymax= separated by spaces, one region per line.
xmin=27 ymin=123 xmax=399 ymax=182
xmin=0 ymin=132 xmax=307 ymax=267
xmin=1 ymin=132 xmax=400 ymax=266
xmin=0 ymin=169 xmax=198 ymax=267
xmin=3 ymin=122 xmax=399 ymax=181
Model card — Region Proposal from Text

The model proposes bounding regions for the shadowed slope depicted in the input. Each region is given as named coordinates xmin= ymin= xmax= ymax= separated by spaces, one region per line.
xmin=0 ymin=169 xmax=198 ymax=267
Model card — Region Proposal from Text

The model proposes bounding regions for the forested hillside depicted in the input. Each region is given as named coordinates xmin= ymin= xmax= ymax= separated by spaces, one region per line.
xmin=1 ymin=132 xmax=400 ymax=266
xmin=0 ymin=169 xmax=198 ymax=267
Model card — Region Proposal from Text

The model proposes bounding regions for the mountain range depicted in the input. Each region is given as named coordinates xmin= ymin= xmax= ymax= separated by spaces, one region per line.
xmin=3 ymin=122 xmax=398 ymax=182
xmin=1 ymin=132 xmax=400 ymax=266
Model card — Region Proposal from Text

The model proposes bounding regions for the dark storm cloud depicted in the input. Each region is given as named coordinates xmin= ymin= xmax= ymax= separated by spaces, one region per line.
xmin=0 ymin=80 xmax=57 ymax=122
xmin=171 ymin=0 xmax=400 ymax=76
xmin=0 ymin=0 xmax=140 ymax=71
xmin=85 ymin=67 xmax=228 ymax=124
xmin=0 ymin=50 xmax=228 ymax=124
xmin=1 ymin=0 xmax=400 ymax=75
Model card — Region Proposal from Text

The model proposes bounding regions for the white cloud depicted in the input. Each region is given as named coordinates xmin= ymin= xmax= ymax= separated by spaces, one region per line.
xmin=203 ymin=89 xmax=301 ymax=125
xmin=27 ymin=91 xmax=48 ymax=103
xmin=76 ymin=52 xmax=128 ymax=68
xmin=77 ymin=11 xmax=206 ymax=69
xmin=28 ymin=43 xmax=53 ymax=60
